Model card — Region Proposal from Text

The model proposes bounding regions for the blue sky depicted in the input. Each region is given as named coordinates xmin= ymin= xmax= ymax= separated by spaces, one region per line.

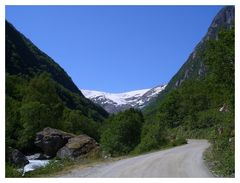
xmin=6 ymin=6 xmax=222 ymax=93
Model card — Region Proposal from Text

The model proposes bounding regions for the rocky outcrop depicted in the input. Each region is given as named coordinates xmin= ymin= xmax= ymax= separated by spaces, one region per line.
xmin=34 ymin=127 xmax=75 ymax=157
xmin=56 ymin=134 xmax=99 ymax=159
xmin=6 ymin=147 xmax=29 ymax=167
xmin=206 ymin=6 xmax=234 ymax=40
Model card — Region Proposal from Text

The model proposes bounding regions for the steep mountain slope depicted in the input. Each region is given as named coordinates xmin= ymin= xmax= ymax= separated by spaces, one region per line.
xmin=82 ymin=85 xmax=166 ymax=113
xmin=144 ymin=6 xmax=235 ymax=116
xmin=6 ymin=22 xmax=79 ymax=95
xmin=140 ymin=6 xmax=234 ymax=176
xmin=6 ymin=21 xmax=108 ymax=152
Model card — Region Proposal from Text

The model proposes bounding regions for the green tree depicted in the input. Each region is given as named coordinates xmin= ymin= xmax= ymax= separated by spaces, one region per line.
xmin=100 ymin=109 xmax=144 ymax=156
xmin=156 ymin=90 xmax=183 ymax=128
xmin=24 ymin=73 xmax=65 ymax=129
xmin=62 ymin=109 xmax=100 ymax=141
xmin=6 ymin=96 xmax=22 ymax=148
xmin=134 ymin=120 xmax=167 ymax=153
xmin=18 ymin=101 xmax=51 ymax=151
xmin=204 ymin=28 xmax=234 ymax=92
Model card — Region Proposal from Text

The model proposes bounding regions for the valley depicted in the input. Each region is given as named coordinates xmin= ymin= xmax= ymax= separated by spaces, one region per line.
xmin=5 ymin=6 xmax=235 ymax=178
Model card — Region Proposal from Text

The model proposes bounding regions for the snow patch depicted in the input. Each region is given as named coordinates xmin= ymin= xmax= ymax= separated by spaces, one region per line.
xmin=82 ymin=88 xmax=150 ymax=105
xmin=81 ymin=84 xmax=167 ymax=113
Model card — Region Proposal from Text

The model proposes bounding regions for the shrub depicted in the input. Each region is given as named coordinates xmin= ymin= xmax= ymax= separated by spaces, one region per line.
xmin=170 ymin=137 xmax=187 ymax=147
xmin=134 ymin=121 xmax=167 ymax=153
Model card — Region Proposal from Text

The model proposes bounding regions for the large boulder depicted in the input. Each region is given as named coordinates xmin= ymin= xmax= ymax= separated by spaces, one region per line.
xmin=56 ymin=134 xmax=99 ymax=159
xmin=34 ymin=127 xmax=75 ymax=157
xmin=6 ymin=147 xmax=29 ymax=167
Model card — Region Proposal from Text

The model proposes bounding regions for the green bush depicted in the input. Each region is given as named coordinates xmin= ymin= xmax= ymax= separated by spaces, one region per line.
xmin=170 ymin=137 xmax=187 ymax=147
xmin=195 ymin=109 xmax=223 ymax=129
xmin=134 ymin=120 xmax=168 ymax=153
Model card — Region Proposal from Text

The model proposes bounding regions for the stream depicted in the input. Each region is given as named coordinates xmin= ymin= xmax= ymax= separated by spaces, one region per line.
xmin=18 ymin=154 xmax=51 ymax=176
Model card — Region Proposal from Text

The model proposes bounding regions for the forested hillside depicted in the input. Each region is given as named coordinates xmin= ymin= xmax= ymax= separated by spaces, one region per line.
xmin=142 ymin=6 xmax=235 ymax=176
xmin=6 ymin=21 xmax=108 ymax=153
xmin=144 ymin=6 xmax=234 ymax=117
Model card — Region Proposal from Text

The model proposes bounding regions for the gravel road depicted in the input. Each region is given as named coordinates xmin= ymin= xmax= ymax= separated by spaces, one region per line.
xmin=58 ymin=139 xmax=213 ymax=178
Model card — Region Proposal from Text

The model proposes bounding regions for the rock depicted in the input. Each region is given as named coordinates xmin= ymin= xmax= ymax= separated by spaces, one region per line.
xmin=6 ymin=147 xmax=29 ymax=167
xmin=229 ymin=137 xmax=234 ymax=143
xmin=56 ymin=134 xmax=99 ymax=159
xmin=219 ymin=104 xmax=229 ymax=112
xmin=102 ymin=151 xmax=111 ymax=159
xmin=34 ymin=127 xmax=75 ymax=157
xmin=206 ymin=6 xmax=234 ymax=40
xmin=217 ymin=126 xmax=223 ymax=135
xmin=26 ymin=153 xmax=50 ymax=160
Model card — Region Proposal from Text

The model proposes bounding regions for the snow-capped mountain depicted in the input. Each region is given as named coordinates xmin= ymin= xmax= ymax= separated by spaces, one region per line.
xmin=81 ymin=85 xmax=166 ymax=113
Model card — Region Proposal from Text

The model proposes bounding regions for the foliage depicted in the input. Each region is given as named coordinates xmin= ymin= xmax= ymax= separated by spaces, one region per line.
xmin=100 ymin=109 xmax=144 ymax=156
xmin=170 ymin=137 xmax=187 ymax=147
xmin=204 ymin=28 xmax=235 ymax=92
xmin=5 ymin=163 xmax=22 ymax=178
xmin=62 ymin=108 xmax=100 ymax=141
xmin=133 ymin=120 xmax=168 ymax=153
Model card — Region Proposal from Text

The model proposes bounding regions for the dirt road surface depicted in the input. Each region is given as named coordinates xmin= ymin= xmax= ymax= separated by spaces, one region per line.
xmin=58 ymin=139 xmax=213 ymax=178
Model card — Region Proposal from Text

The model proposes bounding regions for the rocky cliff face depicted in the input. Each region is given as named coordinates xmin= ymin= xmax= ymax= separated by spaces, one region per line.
xmin=172 ymin=6 xmax=235 ymax=89
xmin=205 ymin=6 xmax=234 ymax=40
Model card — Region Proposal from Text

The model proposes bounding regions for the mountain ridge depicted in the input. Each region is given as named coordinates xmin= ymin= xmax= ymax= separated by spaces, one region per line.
xmin=144 ymin=6 xmax=235 ymax=116
xmin=6 ymin=21 xmax=81 ymax=95
xmin=82 ymin=85 xmax=166 ymax=113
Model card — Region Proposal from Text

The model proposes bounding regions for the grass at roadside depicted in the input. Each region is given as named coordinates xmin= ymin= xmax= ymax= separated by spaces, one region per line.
xmin=6 ymin=163 xmax=22 ymax=177
xmin=130 ymin=137 xmax=187 ymax=157
xmin=204 ymin=140 xmax=234 ymax=177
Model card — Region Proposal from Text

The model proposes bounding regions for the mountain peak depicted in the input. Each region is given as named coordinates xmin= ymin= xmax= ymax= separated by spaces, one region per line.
xmin=81 ymin=85 xmax=166 ymax=113
xmin=205 ymin=6 xmax=234 ymax=41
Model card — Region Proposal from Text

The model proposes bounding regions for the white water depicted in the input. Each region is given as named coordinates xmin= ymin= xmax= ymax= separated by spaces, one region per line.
xmin=18 ymin=154 xmax=51 ymax=176
xmin=22 ymin=160 xmax=50 ymax=175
